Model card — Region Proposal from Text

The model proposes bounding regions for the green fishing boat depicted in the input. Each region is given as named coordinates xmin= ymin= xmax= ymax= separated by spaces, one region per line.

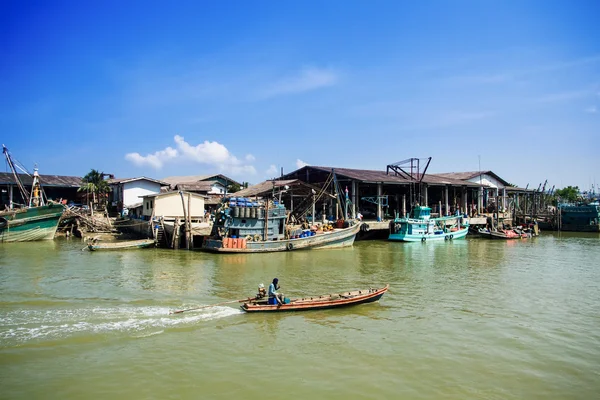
xmin=0 ymin=145 xmax=65 ymax=242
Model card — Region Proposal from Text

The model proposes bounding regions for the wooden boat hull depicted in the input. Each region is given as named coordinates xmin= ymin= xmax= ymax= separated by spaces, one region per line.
xmin=389 ymin=226 xmax=469 ymax=242
xmin=489 ymin=231 xmax=529 ymax=240
xmin=0 ymin=204 xmax=64 ymax=243
xmin=202 ymin=222 xmax=361 ymax=253
xmin=241 ymin=285 xmax=389 ymax=312
xmin=88 ymin=239 xmax=156 ymax=251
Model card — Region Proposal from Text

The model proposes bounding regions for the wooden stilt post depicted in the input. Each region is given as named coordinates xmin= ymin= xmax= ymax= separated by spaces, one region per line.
xmin=188 ymin=193 xmax=193 ymax=249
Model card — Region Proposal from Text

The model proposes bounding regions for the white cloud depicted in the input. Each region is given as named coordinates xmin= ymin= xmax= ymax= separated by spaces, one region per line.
xmin=585 ymin=106 xmax=597 ymax=114
xmin=262 ymin=67 xmax=338 ymax=98
xmin=265 ymin=165 xmax=278 ymax=176
xmin=125 ymin=135 xmax=256 ymax=175
xmin=125 ymin=146 xmax=177 ymax=169
xmin=296 ymin=159 xmax=309 ymax=168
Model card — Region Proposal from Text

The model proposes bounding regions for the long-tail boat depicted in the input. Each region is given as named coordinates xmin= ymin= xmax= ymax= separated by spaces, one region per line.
xmin=240 ymin=285 xmax=389 ymax=312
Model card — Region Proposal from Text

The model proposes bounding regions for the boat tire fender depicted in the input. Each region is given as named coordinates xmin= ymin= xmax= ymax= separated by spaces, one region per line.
xmin=444 ymin=235 xmax=449 ymax=241
xmin=287 ymin=242 xmax=294 ymax=251
xmin=450 ymin=234 xmax=454 ymax=240
xmin=421 ymin=237 xmax=426 ymax=242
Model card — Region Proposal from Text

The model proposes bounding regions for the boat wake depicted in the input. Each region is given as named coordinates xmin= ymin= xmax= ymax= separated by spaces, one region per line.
xmin=0 ymin=305 xmax=243 ymax=345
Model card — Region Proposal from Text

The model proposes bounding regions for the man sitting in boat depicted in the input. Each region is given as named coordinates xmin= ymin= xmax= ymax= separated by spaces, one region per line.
xmin=268 ymin=278 xmax=283 ymax=305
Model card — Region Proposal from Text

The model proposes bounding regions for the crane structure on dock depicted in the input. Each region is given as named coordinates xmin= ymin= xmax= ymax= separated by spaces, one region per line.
xmin=386 ymin=157 xmax=431 ymax=207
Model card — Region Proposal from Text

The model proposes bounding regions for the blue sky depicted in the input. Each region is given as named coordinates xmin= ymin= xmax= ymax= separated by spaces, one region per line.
xmin=2 ymin=0 xmax=599 ymax=190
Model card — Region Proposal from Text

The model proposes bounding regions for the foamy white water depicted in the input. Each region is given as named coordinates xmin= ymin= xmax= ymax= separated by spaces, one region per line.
xmin=1 ymin=305 xmax=242 ymax=343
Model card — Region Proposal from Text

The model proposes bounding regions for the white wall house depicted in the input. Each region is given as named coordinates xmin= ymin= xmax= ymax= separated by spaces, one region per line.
xmin=206 ymin=181 xmax=226 ymax=194
xmin=109 ymin=177 xmax=169 ymax=209
xmin=141 ymin=191 xmax=206 ymax=218
xmin=465 ymin=174 xmax=506 ymax=190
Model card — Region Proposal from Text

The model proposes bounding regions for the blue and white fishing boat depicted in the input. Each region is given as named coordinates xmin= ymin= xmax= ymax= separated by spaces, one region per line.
xmin=388 ymin=205 xmax=469 ymax=242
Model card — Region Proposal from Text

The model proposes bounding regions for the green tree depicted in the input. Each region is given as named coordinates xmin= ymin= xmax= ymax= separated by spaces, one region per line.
xmin=228 ymin=182 xmax=241 ymax=193
xmin=78 ymin=169 xmax=110 ymax=212
xmin=554 ymin=186 xmax=580 ymax=203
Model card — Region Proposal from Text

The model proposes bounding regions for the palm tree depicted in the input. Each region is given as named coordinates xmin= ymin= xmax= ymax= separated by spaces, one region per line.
xmin=79 ymin=169 xmax=110 ymax=214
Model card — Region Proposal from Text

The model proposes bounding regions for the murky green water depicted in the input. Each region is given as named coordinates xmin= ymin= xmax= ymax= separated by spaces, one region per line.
xmin=1 ymin=233 xmax=599 ymax=399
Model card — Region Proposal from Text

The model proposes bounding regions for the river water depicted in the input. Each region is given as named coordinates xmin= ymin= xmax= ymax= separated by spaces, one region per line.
xmin=1 ymin=233 xmax=599 ymax=399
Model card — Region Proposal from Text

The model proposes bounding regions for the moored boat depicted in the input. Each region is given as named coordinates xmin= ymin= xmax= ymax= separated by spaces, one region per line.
xmin=388 ymin=205 xmax=469 ymax=242
xmin=86 ymin=238 xmax=156 ymax=251
xmin=241 ymin=285 xmax=389 ymax=312
xmin=489 ymin=229 xmax=530 ymax=240
xmin=0 ymin=145 xmax=65 ymax=243
xmin=558 ymin=202 xmax=600 ymax=232
xmin=202 ymin=197 xmax=361 ymax=253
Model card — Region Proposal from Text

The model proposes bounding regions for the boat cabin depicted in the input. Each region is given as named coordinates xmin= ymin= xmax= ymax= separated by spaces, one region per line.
xmin=212 ymin=197 xmax=287 ymax=241
xmin=410 ymin=206 xmax=431 ymax=221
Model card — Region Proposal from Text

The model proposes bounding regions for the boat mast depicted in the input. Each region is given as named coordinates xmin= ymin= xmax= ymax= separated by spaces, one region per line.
xmin=2 ymin=144 xmax=30 ymax=207
xmin=29 ymin=166 xmax=46 ymax=207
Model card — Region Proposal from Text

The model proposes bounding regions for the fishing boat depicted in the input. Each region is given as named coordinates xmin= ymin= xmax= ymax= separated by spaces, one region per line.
xmin=557 ymin=202 xmax=600 ymax=232
xmin=240 ymin=285 xmax=389 ymax=313
xmin=388 ymin=205 xmax=469 ymax=242
xmin=0 ymin=145 xmax=65 ymax=242
xmin=202 ymin=197 xmax=361 ymax=253
xmin=468 ymin=226 xmax=492 ymax=238
xmin=86 ymin=237 xmax=156 ymax=251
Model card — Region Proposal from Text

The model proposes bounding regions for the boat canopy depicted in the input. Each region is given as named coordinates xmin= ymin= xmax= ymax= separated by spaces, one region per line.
xmin=411 ymin=206 xmax=431 ymax=219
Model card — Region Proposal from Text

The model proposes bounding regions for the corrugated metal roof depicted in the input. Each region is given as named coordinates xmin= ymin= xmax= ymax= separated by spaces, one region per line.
xmin=141 ymin=191 xmax=208 ymax=199
xmin=107 ymin=176 xmax=170 ymax=186
xmin=162 ymin=174 xmax=241 ymax=186
xmin=296 ymin=166 xmax=480 ymax=187
xmin=205 ymin=197 xmax=223 ymax=205
xmin=432 ymin=171 xmax=511 ymax=187
xmin=173 ymin=181 xmax=218 ymax=192
xmin=233 ymin=180 xmax=297 ymax=197
xmin=0 ymin=172 xmax=81 ymax=187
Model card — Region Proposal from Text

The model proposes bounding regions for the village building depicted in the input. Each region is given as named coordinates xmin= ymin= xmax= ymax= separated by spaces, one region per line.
xmin=162 ymin=174 xmax=242 ymax=212
xmin=138 ymin=191 xmax=210 ymax=248
xmin=108 ymin=177 xmax=169 ymax=216
xmin=141 ymin=191 xmax=207 ymax=220
xmin=279 ymin=164 xmax=483 ymax=221
xmin=432 ymin=171 xmax=527 ymax=213
xmin=0 ymin=172 xmax=81 ymax=210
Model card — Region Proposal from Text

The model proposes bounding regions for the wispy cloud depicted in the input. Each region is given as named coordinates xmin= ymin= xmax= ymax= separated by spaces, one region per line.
xmin=265 ymin=164 xmax=278 ymax=176
xmin=296 ymin=159 xmax=309 ymax=168
xmin=443 ymin=54 xmax=600 ymax=86
xmin=533 ymin=89 xmax=592 ymax=104
xmin=585 ymin=106 xmax=598 ymax=114
xmin=125 ymin=135 xmax=256 ymax=175
xmin=444 ymin=73 xmax=512 ymax=85
xmin=261 ymin=67 xmax=338 ymax=98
